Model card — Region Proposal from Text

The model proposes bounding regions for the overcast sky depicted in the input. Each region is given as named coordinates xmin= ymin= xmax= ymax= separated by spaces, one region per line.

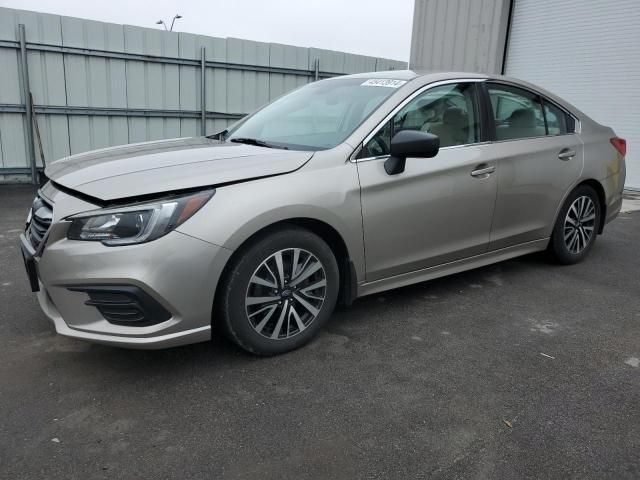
xmin=0 ymin=0 xmax=415 ymax=61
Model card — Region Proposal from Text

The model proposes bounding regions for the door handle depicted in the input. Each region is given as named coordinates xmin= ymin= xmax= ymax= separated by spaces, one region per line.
xmin=470 ymin=164 xmax=496 ymax=178
xmin=558 ymin=149 xmax=576 ymax=160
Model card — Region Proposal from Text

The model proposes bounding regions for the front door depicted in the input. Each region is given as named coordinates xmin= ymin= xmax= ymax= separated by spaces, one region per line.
xmin=356 ymin=82 xmax=499 ymax=282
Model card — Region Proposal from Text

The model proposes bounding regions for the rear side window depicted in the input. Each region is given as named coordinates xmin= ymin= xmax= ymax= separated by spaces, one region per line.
xmin=487 ymin=83 xmax=546 ymax=141
xmin=543 ymin=100 xmax=575 ymax=135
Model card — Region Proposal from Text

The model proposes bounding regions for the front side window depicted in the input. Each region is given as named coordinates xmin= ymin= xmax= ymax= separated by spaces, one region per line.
xmin=360 ymin=82 xmax=480 ymax=158
xmin=488 ymin=83 xmax=546 ymax=141
xmin=226 ymin=77 xmax=401 ymax=151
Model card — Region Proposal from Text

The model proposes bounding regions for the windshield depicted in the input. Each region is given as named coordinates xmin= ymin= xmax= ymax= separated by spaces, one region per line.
xmin=225 ymin=77 xmax=403 ymax=151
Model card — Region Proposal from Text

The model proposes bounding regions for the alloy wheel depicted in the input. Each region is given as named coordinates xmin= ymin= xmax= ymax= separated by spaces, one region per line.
xmin=563 ymin=195 xmax=596 ymax=254
xmin=245 ymin=248 xmax=327 ymax=340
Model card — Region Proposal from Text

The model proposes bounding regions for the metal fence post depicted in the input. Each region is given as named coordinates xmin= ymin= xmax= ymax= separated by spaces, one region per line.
xmin=17 ymin=24 xmax=38 ymax=185
xmin=200 ymin=46 xmax=206 ymax=135
xmin=314 ymin=59 xmax=319 ymax=81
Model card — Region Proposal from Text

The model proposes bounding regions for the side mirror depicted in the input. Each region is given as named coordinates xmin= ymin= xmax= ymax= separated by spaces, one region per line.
xmin=384 ymin=130 xmax=440 ymax=175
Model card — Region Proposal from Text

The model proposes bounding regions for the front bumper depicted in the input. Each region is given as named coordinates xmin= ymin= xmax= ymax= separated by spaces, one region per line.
xmin=34 ymin=228 xmax=232 ymax=349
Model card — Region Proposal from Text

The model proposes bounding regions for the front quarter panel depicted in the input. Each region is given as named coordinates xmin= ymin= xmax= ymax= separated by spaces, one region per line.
xmin=176 ymin=145 xmax=366 ymax=280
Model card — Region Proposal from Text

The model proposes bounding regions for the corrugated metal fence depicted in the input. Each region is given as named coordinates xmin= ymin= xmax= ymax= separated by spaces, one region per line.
xmin=0 ymin=7 xmax=406 ymax=182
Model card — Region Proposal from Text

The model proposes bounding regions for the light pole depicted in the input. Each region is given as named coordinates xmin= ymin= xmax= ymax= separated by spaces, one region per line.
xmin=155 ymin=14 xmax=182 ymax=32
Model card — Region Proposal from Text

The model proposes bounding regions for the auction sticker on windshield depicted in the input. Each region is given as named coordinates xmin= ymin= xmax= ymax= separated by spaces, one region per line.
xmin=361 ymin=79 xmax=407 ymax=88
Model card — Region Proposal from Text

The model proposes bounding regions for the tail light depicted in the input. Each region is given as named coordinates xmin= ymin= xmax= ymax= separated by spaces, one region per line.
xmin=610 ymin=137 xmax=626 ymax=156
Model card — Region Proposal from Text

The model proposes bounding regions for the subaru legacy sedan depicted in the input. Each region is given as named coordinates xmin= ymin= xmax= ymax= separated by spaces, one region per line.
xmin=21 ymin=71 xmax=626 ymax=355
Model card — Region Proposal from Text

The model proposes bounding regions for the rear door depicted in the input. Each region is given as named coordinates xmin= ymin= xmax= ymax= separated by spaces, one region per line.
xmin=484 ymin=82 xmax=584 ymax=250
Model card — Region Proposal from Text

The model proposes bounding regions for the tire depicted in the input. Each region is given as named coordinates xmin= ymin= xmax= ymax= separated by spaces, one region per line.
xmin=548 ymin=184 xmax=602 ymax=265
xmin=216 ymin=226 xmax=340 ymax=355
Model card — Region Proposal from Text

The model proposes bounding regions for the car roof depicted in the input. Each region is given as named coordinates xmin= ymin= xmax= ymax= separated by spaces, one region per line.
xmin=339 ymin=70 xmax=563 ymax=88
xmin=339 ymin=70 xmax=584 ymax=119
xmin=340 ymin=70 xmax=491 ymax=82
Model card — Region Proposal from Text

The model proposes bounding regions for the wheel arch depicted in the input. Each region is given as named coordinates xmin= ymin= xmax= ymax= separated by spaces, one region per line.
xmin=213 ymin=217 xmax=358 ymax=325
xmin=552 ymin=178 xmax=607 ymax=236
xmin=577 ymin=179 xmax=607 ymax=234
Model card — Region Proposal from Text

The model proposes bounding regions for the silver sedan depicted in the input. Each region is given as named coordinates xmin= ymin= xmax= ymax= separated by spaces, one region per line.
xmin=21 ymin=71 xmax=626 ymax=354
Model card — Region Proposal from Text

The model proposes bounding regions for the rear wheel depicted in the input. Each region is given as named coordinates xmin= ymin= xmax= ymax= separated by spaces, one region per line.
xmin=217 ymin=227 xmax=339 ymax=355
xmin=548 ymin=185 xmax=601 ymax=264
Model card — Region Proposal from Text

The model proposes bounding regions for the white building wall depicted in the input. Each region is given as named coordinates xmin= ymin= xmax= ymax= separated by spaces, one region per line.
xmin=505 ymin=0 xmax=640 ymax=189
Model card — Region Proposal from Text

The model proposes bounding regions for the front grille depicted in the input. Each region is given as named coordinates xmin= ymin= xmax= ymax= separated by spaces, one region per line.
xmin=27 ymin=193 xmax=53 ymax=251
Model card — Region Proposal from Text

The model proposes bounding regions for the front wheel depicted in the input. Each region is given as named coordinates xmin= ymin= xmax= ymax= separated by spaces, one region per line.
xmin=217 ymin=227 xmax=339 ymax=355
xmin=548 ymin=185 xmax=601 ymax=264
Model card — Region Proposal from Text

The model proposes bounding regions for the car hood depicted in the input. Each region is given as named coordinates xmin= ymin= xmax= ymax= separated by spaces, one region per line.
xmin=45 ymin=137 xmax=314 ymax=201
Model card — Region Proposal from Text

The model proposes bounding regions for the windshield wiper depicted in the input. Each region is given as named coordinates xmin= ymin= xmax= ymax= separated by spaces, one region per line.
xmin=229 ymin=137 xmax=288 ymax=150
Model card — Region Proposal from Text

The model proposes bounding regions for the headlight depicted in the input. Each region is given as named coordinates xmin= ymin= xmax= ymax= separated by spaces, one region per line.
xmin=66 ymin=190 xmax=214 ymax=246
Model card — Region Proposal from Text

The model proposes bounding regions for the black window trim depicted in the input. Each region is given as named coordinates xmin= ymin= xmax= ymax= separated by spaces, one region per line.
xmin=541 ymin=96 xmax=550 ymax=135
xmin=477 ymin=81 xmax=495 ymax=143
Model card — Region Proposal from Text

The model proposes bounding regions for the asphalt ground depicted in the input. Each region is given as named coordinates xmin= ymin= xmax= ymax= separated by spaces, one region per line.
xmin=1 ymin=184 xmax=639 ymax=479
